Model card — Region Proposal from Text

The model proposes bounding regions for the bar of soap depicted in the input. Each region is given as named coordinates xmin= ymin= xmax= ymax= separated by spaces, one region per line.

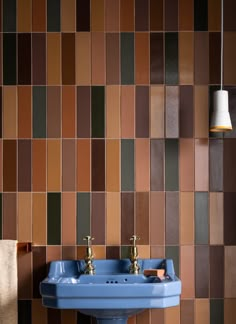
xmin=143 ymin=269 xmax=165 ymax=277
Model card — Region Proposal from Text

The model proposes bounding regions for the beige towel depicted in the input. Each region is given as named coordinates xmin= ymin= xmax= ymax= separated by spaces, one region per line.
xmin=0 ymin=240 xmax=17 ymax=324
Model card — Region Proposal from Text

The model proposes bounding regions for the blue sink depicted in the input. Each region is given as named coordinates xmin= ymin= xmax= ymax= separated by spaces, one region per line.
xmin=40 ymin=259 xmax=181 ymax=324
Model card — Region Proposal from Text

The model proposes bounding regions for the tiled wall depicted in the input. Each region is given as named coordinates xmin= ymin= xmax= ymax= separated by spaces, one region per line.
xmin=1 ymin=0 xmax=236 ymax=323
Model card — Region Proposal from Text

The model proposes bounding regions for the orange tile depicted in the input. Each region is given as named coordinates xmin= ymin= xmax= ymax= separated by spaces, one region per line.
xmin=62 ymin=86 xmax=76 ymax=138
xmin=32 ymin=299 xmax=47 ymax=324
xmin=224 ymin=32 xmax=236 ymax=85
xmin=225 ymin=247 xmax=236 ymax=298
xmin=194 ymin=86 xmax=209 ymax=138
xmin=179 ymin=139 xmax=194 ymax=191
xmin=32 ymin=193 xmax=46 ymax=245
xmin=106 ymin=192 xmax=121 ymax=245
xmin=91 ymin=0 xmax=104 ymax=31
xmin=210 ymin=192 xmax=223 ymax=245
xmin=92 ymin=32 xmax=105 ymax=84
xmin=47 ymin=140 xmax=61 ymax=191
xmin=137 ymin=310 xmax=150 ymax=324
xmin=0 ymin=141 xmax=2 ymax=192
xmin=77 ymin=139 xmax=90 ymax=192
xmin=18 ymin=86 xmax=31 ymax=138
xmin=195 ymin=139 xmax=209 ymax=191
xmin=17 ymin=0 xmax=31 ymax=32
xmin=208 ymin=0 xmax=221 ymax=31
xmin=76 ymin=33 xmax=91 ymax=85
xmin=135 ymin=33 xmax=149 ymax=84
xmin=61 ymin=0 xmax=76 ymax=31
xmin=106 ymin=140 xmax=120 ymax=191
xmin=137 ymin=245 xmax=150 ymax=258
xmin=150 ymin=192 xmax=165 ymax=246
xmin=32 ymin=0 xmax=46 ymax=32
xmin=165 ymin=305 xmax=180 ymax=324
xmin=128 ymin=317 xmax=136 ymax=324
xmin=179 ymin=32 xmax=194 ymax=84
xmin=61 ymin=310 xmax=76 ymax=324
xmin=195 ymin=299 xmax=209 ymax=324
xmin=135 ymin=139 xmax=150 ymax=191
xmin=93 ymin=246 xmax=106 ymax=259
xmin=180 ymin=246 xmax=195 ymax=298
xmin=150 ymin=86 xmax=164 ymax=138
xmin=121 ymin=86 xmax=135 ymax=138
xmin=105 ymin=0 xmax=119 ymax=32
xmin=180 ymin=192 xmax=194 ymax=245
xmin=46 ymin=246 xmax=62 ymax=262
xmin=224 ymin=299 xmax=236 ymax=324
xmin=106 ymin=86 xmax=120 ymax=138
xmin=120 ymin=0 xmax=134 ymax=31
xmin=62 ymin=193 xmax=76 ymax=245
xmin=77 ymin=246 xmax=85 ymax=259
xmin=18 ymin=193 xmax=32 ymax=242
xmin=3 ymin=86 xmax=17 ymax=139
xmin=47 ymin=33 xmax=61 ymax=85
xmin=32 ymin=140 xmax=46 ymax=191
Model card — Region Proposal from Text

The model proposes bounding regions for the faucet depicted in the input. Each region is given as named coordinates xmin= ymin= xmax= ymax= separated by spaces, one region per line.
xmin=83 ymin=236 xmax=95 ymax=275
xmin=129 ymin=235 xmax=140 ymax=274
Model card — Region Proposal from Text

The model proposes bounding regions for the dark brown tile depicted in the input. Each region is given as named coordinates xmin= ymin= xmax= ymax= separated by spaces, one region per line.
xmin=136 ymin=192 xmax=149 ymax=245
xmin=165 ymin=0 xmax=178 ymax=31
xmin=121 ymin=193 xmax=134 ymax=245
xmin=62 ymin=33 xmax=75 ymax=85
xmin=18 ymin=86 xmax=32 ymax=138
xmin=76 ymin=0 xmax=90 ymax=31
xmin=18 ymin=140 xmax=31 ymax=191
xmin=18 ymin=33 xmax=31 ymax=84
xmin=224 ymin=139 xmax=236 ymax=191
xmin=179 ymin=0 xmax=193 ymax=30
xmin=150 ymin=139 xmax=164 ymax=191
xmin=18 ymin=252 xmax=32 ymax=299
xmin=210 ymin=246 xmax=224 ymax=298
xmin=3 ymin=193 xmax=16 ymax=239
xmin=150 ymin=33 xmax=164 ymax=84
xmin=106 ymin=33 xmax=120 ymax=84
xmin=209 ymin=32 xmax=220 ymax=84
xmin=92 ymin=140 xmax=105 ymax=191
xmin=77 ymin=86 xmax=91 ymax=138
xmin=195 ymin=245 xmax=209 ymax=298
xmin=32 ymin=0 xmax=46 ymax=31
xmin=224 ymin=0 xmax=236 ymax=31
xmin=181 ymin=300 xmax=194 ymax=324
xmin=180 ymin=86 xmax=193 ymax=138
xmin=135 ymin=86 xmax=149 ymax=138
xmin=33 ymin=246 xmax=46 ymax=298
xmin=32 ymin=34 xmax=46 ymax=85
xmin=48 ymin=309 xmax=61 ymax=324
xmin=62 ymin=140 xmax=76 ymax=191
xmin=91 ymin=193 xmax=105 ymax=245
xmin=224 ymin=192 xmax=236 ymax=245
xmin=47 ymin=86 xmax=61 ymax=138
xmin=194 ymin=32 xmax=209 ymax=84
xmin=106 ymin=246 xmax=120 ymax=259
xmin=3 ymin=140 xmax=16 ymax=191
xmin=150 ymin=0 xmax=163 ymax=31
xmin=135 ymin=0 xmax=149 ymax=31
xmin=165 ymin=192 xmax=179 ymax=245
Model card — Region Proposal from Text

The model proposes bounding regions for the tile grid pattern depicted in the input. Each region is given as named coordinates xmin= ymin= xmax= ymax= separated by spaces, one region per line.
xmin=1 ymin=0 xmax=236 ymax=323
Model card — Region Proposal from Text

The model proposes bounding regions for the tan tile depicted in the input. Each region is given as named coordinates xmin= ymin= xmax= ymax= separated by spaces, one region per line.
xmin=195 ymin=299 xmax=209 ymax=324
xmin=194 ymin=86 xmax=209 ymax=138
xmin=225 ymin=246 xmax=236 ymax=298
xmin=106 ymin=192 xmax=121 ymax=245
xmin=210 ymin=192 xmax=224 ymax=245
xmin=195 ymin=139 xmax=209 ymax=191
xmin=106 ymin=140 xmax=120 ymax=192
xmin=150 ymin=246 xmax=165 ymax=259
xmin=61 ymin=0 xmax=76 ymax=32
xmin=180 ymin=192 xmax=194 ymax=244
xmin=93 ymin=246 xmax=106 ymax=259
xmin=165 ymin=305 xmax=180 ymax=324
xmin=106 ymin=86 xmax=120 ymax=138
xmin=3 ymin=87 xmax=17 ymax=139
xmin=150 ymin=192 xmax=165 ymax=246
xmin=76 ymin=33 xmax=91 ymax=85
xmin=137 ymin=245 xmax=150 ymax=258
xmin=135 ymin=139 xmax=150 ymax=191
xmin=180 ymin=246 xmax=195 ymax=298
xmin=179 ymin=32 xmax=194 ymax=84
xmin=150 ymin=86 xmax=164 ymax=138
xmin=137 ymin=310 xmax=150 ymax=324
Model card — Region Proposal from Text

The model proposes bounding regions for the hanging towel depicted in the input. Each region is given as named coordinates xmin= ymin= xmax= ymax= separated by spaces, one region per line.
xmin=0 ymin=240 xmax=17 ymax=324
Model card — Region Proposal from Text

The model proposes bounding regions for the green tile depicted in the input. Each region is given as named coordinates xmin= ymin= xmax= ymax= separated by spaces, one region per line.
xmin=210 ymin=299 xmax=224 ymax=324
xmin=3 ymin=0 xmax=16 ymax=32
xmin=165 ymin=33 xmax=178 ymax=85
xmin=165 ymin=139 xmax=179 ymax=191
xmin=33 ymin=87 xmax=46 ymax=138
xmin=121 ymin=246 xmax=130 ymax=259
xmin=92 ymin=86 xmax=105 ymax=138
xmin=195 ymin=192 xmax=209 ymax=244
xmin=121 ymin=33 xmax=134 ymax=85
xmin=77 ymin=193 xmax=90 ymax=245
xmin=166 ymin=246 xmax=179 ymax=277
xmin=47 ymin=193 xmax=61 ymax=245
xmin=3 ymin=34 xmax=16 ymax=85
xmin=121 ymin=140 xmax=134 ymax=191
xmin=47 ymin=0 xmax=61 ymax=32
xmin=0 ymin=194 xmax=2 ymax=239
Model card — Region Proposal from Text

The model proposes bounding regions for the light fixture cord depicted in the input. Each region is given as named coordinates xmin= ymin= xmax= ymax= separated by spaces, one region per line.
xmin=221 ymin=0 xmax=224 ymax=90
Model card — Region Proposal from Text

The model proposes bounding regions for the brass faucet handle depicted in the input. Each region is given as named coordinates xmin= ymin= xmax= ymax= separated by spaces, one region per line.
xmin=130 ymin=235 xmax=140 ymax=246
xmin=83 ymin=236 xmax=94 ymax=246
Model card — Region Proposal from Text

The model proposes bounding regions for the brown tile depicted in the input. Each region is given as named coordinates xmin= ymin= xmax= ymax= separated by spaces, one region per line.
xmin=77 ymin=139 xmax=90 ymax=192
xmin=46 ymin=246 xmax=61 ymax=262
xmin=18 ymin=251 xmax=32 ymax=299
xmin=47 ymin=309 xmax=61 ymax=323
xmin=209 ymin=139 xmax=223 ymax=191
xmin=61 ymin=310 xmax=76 ymax=324
xmin=208 ymin=0 xmax=221 ymax=31
xmin=105 ymin=0 xmax=119 ymax=32
xmin=32 ymin=193 xmax=46 ymax=245
xmin=135 ymin=33 xmax=149 ymax=84
xmin=209 ymin=32 xmax=220 ymax=84
xmin=62 ymin=86 xmax=76 ymax=138
xmin=3 ymin=87 xmax=17 ymax=139
xmin=18 ymin=192 xmax=32 ymax=242
xmin=150 ymin=246 xmax=165 ymax=258
xmin=210 ymin=192 xmax=224 ymax=245
xmin=194 ymin=32 xmax=209 ymax=84
xmin=92 ymin=140 xmax=105 ymax=191
xmin=106 ymin=192 xmax=121 ymax=245
xmin=135 ymin=139 xmax=150 ymax=191
xmin=3 ymin=140 xmax=16 ymax=191
xmin=150 ymin=86 xmax=164 ymax=138
xmin=62 ymin=140 xmax=76 ymax=191
xmin=165 ymin=0 xmax=178 ymax=31
xmin=181 ymin=246 xmax=194 ymax=298
xmin=32 ymin=0 xmax=46 ymax=31
xmin=179 ymin=139 xmax=194 ymax=191
xmin=47 ymin=86 xmax=61 ymax=138
xmin=3 ymin=193 xmax=16 ymax=239
xmin=120 ymin=0 xmax=134 ymax=31
xmin=195 ymin=299 xmax=209 ymax=324
xmin=195 ymin=139 xmax=209 ymax=191
xmin=77 ymin=86 xmax=90 ymax=138
xmin=0 ymin=34 xmax=2 ymax=84
xmin=106 ymin=86 xmax=120 ymax=138
xmin=18 ymin=86 xmax=31 ymax=138
xmin=17 ymin=0 xmax=31 ymax=32
xmin=128 ymin=316 xmax=136 ymax=324
xmin=179 ymin=32 xmax=194 ymax=84
xmin=62 ymin=192 xmax=76 ymax=245
xmin=137 ymin=310 xmax=150 ymax=324
xmin=62 ymin=246 xmax=76 ymax=260
xmin=180 ymin=192 xmax=194 ymax=244
xmin=224 ymin=139 xmax=236 ymax=192
xmin=151 ymin=309 xmax=164 ymax=324
xmin=47 ymin=33 xmax=61 ymax=84
xmin=210 ymin=246 xmax=224 ymax=298
xmin=194 ymin=86 xmax=209 ymax=138
xmin=135 ymin=0 xmax=149 ymax=31
xmin=179 ymin=0 xmax=193 ymax=30
xmin=224 ymin=0 xmax=236 ymax=31
xmin=76 ymin=33 xmax=90 ymax=85
xmin=62 ymin=33 xmax=75 ymax=85
xmin=181 ymin=300 xmax=194 ymax=324
xmin=195 ymin=246 xmax=209 ymax=298
xmin=136 ymin=192 xmax=149 ymax=245
xmin=47 ymin=140 xmax=61 ymax=191
xmin=106 ymin=246 xmax=120 ymax=259
xmin=151 ymin=139 xmax=164 ymax=190
xmin=32 ymin=299 xmax=47 ymax=324
xmin=0 ymin=141 xmax=2 ymax=192
xmin=165 ymin=86 xmax=179 ymax=138
xmin=224 ymin=299 xmax=236 ymax=324
xmin=18 ymin=34 xmax=31 ymax=85
xmin=91 ymin=193 xmax=105 ymax=245
xmin=224 ymin=32 xmax=236 ymax=84
xmin=224 ymin=193 xmax=236 ymax=245
xmin=165 ymin=192 xmax=179 ymax=245
xmin=150 ymin=33 xmax=164 ymax=84
xmin=165 ymin=305 xmax=180 ymax=324
xmin=32 ymin=140 xmax=46 ymax=191
xmin=33 ymin=246 xmax=47 ymax=298
xmin=150 ymin=0 xmax=163 ymax=31
xmin=135 ymin=86 xmax=149 ymax=138
xmin=32 ymin=33 xmax=46 ymax=85
xmin=61 ymin=0 xmax=76 ymax=32
xmin=121 ymin=86 xmax=135 ymax=138
xmin=106 ymin=33 xmax=120 ymax=84
xmin=106 ymin=140 xmax=120 ymax=192
xmin=92 ymin=32 xmax=105 ymax=84
xmin=91 ymin=0 xmax=104 ymax=31
xmin=150 ymin=192 xmax=165 ymax=246
xmin=93 ymin=246 xmax=106 ymax=259
xmin=180 ymin=86 xmax=194 ymax=138
xmin=121 ymin=193 xmax=134 ymax=245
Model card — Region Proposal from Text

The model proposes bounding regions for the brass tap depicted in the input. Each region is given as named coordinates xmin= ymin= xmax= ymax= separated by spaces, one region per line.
xmin=83 ymin=236 xmax=95 ymax=275
xmin=129 ymin=235 xmax=140 ymax=274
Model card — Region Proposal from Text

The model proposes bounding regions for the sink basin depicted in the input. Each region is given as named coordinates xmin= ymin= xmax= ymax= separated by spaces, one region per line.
xmin=40 ymin=259 xmax=181 ymax=324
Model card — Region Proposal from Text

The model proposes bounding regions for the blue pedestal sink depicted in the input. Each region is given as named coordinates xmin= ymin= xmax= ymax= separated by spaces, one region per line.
xmin=40 ymin=259 xmax=181 ymax=324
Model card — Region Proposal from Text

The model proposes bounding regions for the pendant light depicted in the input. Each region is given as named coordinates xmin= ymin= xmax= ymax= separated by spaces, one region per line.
xmin=210 ymin=0 xmax=232 ymax=132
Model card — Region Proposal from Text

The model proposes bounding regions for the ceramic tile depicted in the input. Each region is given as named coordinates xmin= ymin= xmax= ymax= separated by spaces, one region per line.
xmin=106 ymin=33 xmax=120 ymax=84
xmin=180 ymin=300 xmax=194 ymax=324
xmin=195 ymin=192 xmax=209 ymax=244
xmin=92 ymin=140 xmax=105 ymax=191
xmin=136 ymin=192 xmax=149 ymax=244
xmin=210 ymin=299 xmax=224 ymax=324
xmin=91 ymin=32 xmax=105 ymax=84
xmin=194 ymin=33 xmax=209 ymax=84
xmin=62 ymin=246 xmax=76 ymax=260
xmin=224 ymin=139 xmax=236 ymax=191
xmin=137 ymin=310 xmax=150 ymax=324
xmin=32 ymin=193 xmax=46 ymax=245
xmin=180 ymin=192 xmax=194 ymax=244
xmin=225 ymin=246 xmax=236 ymax=297
xmin=32 ymin=0 xmax=46 ymax=31
xmin=18 ymin=86 xmax=31 ymax=138
xmin=47 ymin=193 xmax=61 ymax=245
xmin=61 ymin=0 xmax=76 ymax=31
xmin=165 ymin=33 xmax=178 ymax=84
xmin=121 ymin=139 xmax=134 ymax=191
xmin=179 ymin=0 xmax=193 ymax=30
xmin=121 ymin=33 xmax=134 ymax=84
xmin=165 ymin=139 xmax=179 ymax=191
xmin=62 ymin=139 xmax=76 ymax=191
xmin=121 ymin=86 xmax=135 ymax=138
xmin=62 ymin=33 xmax=75 ymax=85
xmin=224 ymin=299 xmax=236 ymax=324
xmin=135 ymin=0 xmax=149 ymax=31
xmin=106 ymin=246 xmax=120 ymax=259
xmin=194 ymin=86 xmax=209 ymax=138
xmin=77 ymin=86 xmax=91 ymax=138
xmin=150 ymin=139 xmax=164 ymax=191
xmin=91 ymin=193 xmax=105 ymax=245
xmin=2 ymin=193 xmax=16 ymax=239
xmin=165 ymin=0 xmax=178 ymax=31
xmin=32 ymin=246 xmax=46 ymax=298
xmin=3 ymin=86 xmax=17 ymax=138
xmin=209 ymin=139 xmax=223 ymax=191
xmin=32 ymin=140 xmax=46 ymax=191
xmin=195 ymin=246 xmax=209 ymax=297
xmin=47 ymin=86 xmax=61 ymax=138
xmin=17 ymin=0 xmax=31 ymax=32
xmin=210 ymin=192 xmax=224 ymax=245
xmin=135 ymin=139 xmax=150 ymax=192
xmin=210 ymin=246 xmax=224 ymax=298
xmin=195 ymin=139 xmax=209 ymax=191
xmin=18 ymin=250 xmax=32 ymax=298
xmin=62 ymin=193 xmax=76 ymax=245
xmin=166 ymin=246 xmax=179 ymax=277
xmin=208 ymin=0 xmax=221 ymax=31
xmin=61 ymin=310 xmax=76 ymax=324
xmin=179 ymin=139 xmax=194 ymax=191
xmin=135 ymin=86 xmax=149 ymax=138
xmin=32 ymin=34 xmax=46 ymax=85
xmin=224 ymin=193 xmax=236 ymax=245
xmin=3 ymin=34 xmax=16 ymax=85
xmin=3 ymin=140 xmax=16 ymax=191
xmin=150 ymin=86 xmax=164 ymax=138
xmin=150 ymin=33 xmax=164 ymax=84
xmin=18 ymin=140 xmax=31 ymax=191
xmin=76 ymin=193 xmax=90 ymax=245
xmin=121 ymin=193 xmax=134 ymax=245
xmin=76 ymin=33 xmax=91 ymax=85
xmin=47 ymin=140 xmax=61 ymax=191
xmin=209 ymin=33 xmax=220 ymax=84
xmin=18 ymin=300 xmax=32 ymax=323
xmin=165 ymin=192 xmax=179 ymax=245
xmin=32 ymin=299 xmax=47 ymax=324
xmin=195 ymin=299 xmax=210 ymax=324
xmin=165 ymin=86 xmax=179 ymax=138
xmin=106 ymin=140 xmax=120 ymax=192
xmin=150 ymin=0 xmax=163 ymax=31
xmin=76 ymin=0 xmax=90 ymax=31
xmin=224 ymin=33 xmax=236 ymax=84
xmin=224 ymin=0 xmax=236 ymax=31
xmin=106 ymin=86 xmax=120 ymax=138
xmin=120 ymin=0 xmax=134 ymax=31
xmin=194 ymin=0 xmax=208 ymax=31
xmin=47 ymin=309 xmax=61 ymax=323
xmin=47 ymin=33 xmax=61 ymax=85
xmin=179 ymin=33 xmax=194 ymax=85
xmin=47 ymin=0 xmax=60 ymax=31
xmin=91 ymin=0 xmax=104 ymax=31
xmin=106 ymin=193 xmax=120 ymax=245
xmin=105 ymin=0 xmax=119 ymax=32
xmin=3 ymin=0 xmax=16 ymax=32
xmin=77 ymin=139 xmax=91 ymax=192
xmin=18 ymin=34 xmax=31 ymax=85
xmin=62 ymin=86 xmax=76 ymax=138
xmin=92 ymin=86 xmax=104 ymax=138
xmin=150 ymin=192 xmax=165 ymax=245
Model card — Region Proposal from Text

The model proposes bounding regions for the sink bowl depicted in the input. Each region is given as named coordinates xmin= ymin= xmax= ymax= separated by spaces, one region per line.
xmin=40 ymin=259 xmax=181 ymax=324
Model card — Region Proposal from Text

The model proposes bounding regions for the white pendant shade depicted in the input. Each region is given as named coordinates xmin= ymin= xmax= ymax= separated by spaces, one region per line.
xmin=210 ymin=90 xmax=232 ymax=132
